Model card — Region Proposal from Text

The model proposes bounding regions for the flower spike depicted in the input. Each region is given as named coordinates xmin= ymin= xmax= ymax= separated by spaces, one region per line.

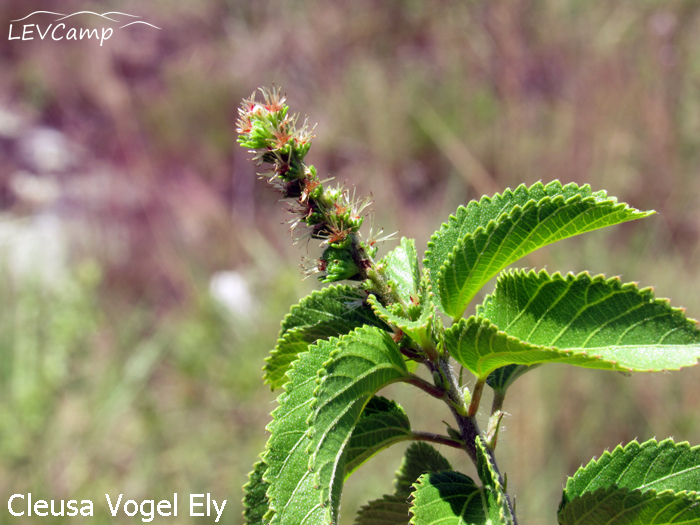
xmin=237 ymin=86 xmax=407 ymax=309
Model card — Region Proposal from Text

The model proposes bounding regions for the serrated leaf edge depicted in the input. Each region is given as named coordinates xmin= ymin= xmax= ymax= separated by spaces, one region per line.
xmin=558 ymin=485 xmax=700 ymax=525
xmin=277 ymin=284 xmax=366 ymax=337
xmin=446 ymin=315 xmax=589 ymax=379
xmin=436 ymin=193 xmax=649 ymax=319
xmin=408 ymin=470 xmax=483 ymax=525
xmin=425 ymin=182 xmax=603 ymax=264
xmin=304 ymin=326 xmax=409 ymax=520
xmin=565 ymin=438 xmax=700 ymax=498
xmin=261 ymin=336 xmax=341 ymax=521
xmin=264 ymin=284 xmax=385 ymax=389
xmin=459 ymin=269 xmax=700 ymax=375
xmin=483 ymin=269 xmax=698 ymax=326
xmin=366 ymin=287 xmax=436 ymax=338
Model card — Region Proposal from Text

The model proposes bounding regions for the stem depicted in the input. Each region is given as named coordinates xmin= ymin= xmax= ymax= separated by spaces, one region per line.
xmin=406 ymin=375 xmax=447 ymax=400
xmin=399 ymin=345 xmax=426 ymax=364
xmin=428 ymin=355 xmax=519 ymax=524
xmin=467 ymin=378 xmax=486 ymax=417
xmin=411 ymin=431 xmax=464 ymax=450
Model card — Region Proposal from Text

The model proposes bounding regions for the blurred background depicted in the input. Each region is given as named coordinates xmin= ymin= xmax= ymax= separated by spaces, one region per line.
xmin=1 ymin=0 xmax=699 ymax=523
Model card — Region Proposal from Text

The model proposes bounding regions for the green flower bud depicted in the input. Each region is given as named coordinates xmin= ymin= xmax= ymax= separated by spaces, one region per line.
xmin=329 ymin=235 xmax=352 ymax=249
xmin=310 ymin=183 xmax=323 ymax=200
xmin=389 ymin=303 xmax=403 ymax=316
xmin=306 ymin=212 xmax=325 ymax=226
xmin=407 ymin=299 xmax=422 ymax=321
xmin=348 ymin=215 xmax=364 ymax=231
xmin=237 ymin=87 xmax=379 ymax=278
xmin=241 ymin=120 xmax=275 ymax=150
xmin=320 ymin=246 xmax=360 ymax=283
xmin=361 ymin=241 xmax=378 ymax=258
xmin=325 ymin=187 xmax=342 ymax=203
xmin=296 ymin=141 xmax=312 ymax=159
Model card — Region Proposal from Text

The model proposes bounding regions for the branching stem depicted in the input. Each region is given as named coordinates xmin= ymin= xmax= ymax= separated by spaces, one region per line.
xmin=411 ymin=431 xmax=464 ymax=450
xmin=406 ymin=374 xmax=446 ymax=400
xmin=399 ymin=346 xmax=426 ymax=364
xmin=425 ymin=354 xmax=519 ymax=524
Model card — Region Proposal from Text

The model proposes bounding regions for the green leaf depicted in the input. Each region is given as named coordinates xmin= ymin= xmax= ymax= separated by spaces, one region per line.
xmin=381 ymin=238 xmax=421 ymax=304
xmin=486 ymin=364 xmax=536 ymax=395
xmin=309 ymin=327 xmax=411 ymax=522
xmin=394 ymin=443 xmax=453 ymax=497
xmin=266 ymin=329 xmax=315 ymax=389
xmin=345 ymin=396 xmax=412 ymax=478
xmin=446 ymin=270 xmax=700 ymax=379
xmin=243 ymin=460 xmax=269 ymax=525
xmin=368 ymin=283 xmax=435 ymax=348
xmin=425 ymin=181 xmax=599 ymax=285
xmin=446 ymin=316 xmax=573 ymax=380
xmin=559 ymin=439 xmax=700 ymax=524
xmin=353 ymin=443 xmax=452 ymax=525
xmin=475 ymin=437 xmax=514 ymax=524
xmin=425 ymin=181 xmax=651 ymax=319
xmin=265 ymin=285 xmax=387 ymax=389
xmin=558 ymin=487 xmax=700 ymax=525
xmin=485 ymin=270 xmax=700 ymax=372
xmin=367 ymin=297 xmax=433 ymax=340
xmin=371 ymin=239 xmax=434 ymax=345
xmin=262 ymin=338 xmax=336 ymax=525
xmin=563 ymin=439 xmax=700 ymax=503
xmin=410 ymin=470 xmax=508 ymax=525
xmin=355 ymin=495 xmax=411 ymax=525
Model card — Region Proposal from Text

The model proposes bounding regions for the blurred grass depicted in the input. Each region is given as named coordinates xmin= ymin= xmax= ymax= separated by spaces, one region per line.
xmin=1 ymin=0 xmax=700 ymax=523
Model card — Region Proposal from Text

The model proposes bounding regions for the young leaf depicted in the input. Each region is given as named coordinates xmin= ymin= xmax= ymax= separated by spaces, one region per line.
xmin=410 ymin=471 xmax=508 ymax=525
xmin=355 ymin=494 xmax=412 ymax=525
xmin=368 ymin=283 xmax=435 ymax=348
xmin=265 ymin=285 xmax=387 ymax=389
xmin=381 ymin=237 xmax=421 ymax=304
xmin=562 ymin=439 xmax=700 ymax=503
xmin=262 ymin=338 xmax=336 ymax=525
xmin=309 ymin=326 xmax=411 ymax=523
xmin=558 ymin=487 xmax=700 ymax=525
xmin=394 ymin=442 xmax=453 ymax=497
xmin=428 ymin=181 xmax=651 ymax=319
xmin=243 ymin=460 xmax=269 ymax=525
xmin=446 ymin=270 xmax=700 ymax=380
xmin=345 ymin=396 xmax=412 ymax=478
xmin=475 ymin=437 xmax=514 ymax=525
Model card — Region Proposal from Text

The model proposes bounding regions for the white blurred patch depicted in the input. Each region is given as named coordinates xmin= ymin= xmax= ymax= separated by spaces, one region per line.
xmin=209 ymin=271 xmax=255 ymax=318
xmin=0 ymin=213 xmax=67 ymax=286
xmin=10 ymin=171 xmax=61 ymax=206
xmin=18 ymin=127 xmax=75 ymax=174
xmin=0 ymin=106 xmax=24 ymax=139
